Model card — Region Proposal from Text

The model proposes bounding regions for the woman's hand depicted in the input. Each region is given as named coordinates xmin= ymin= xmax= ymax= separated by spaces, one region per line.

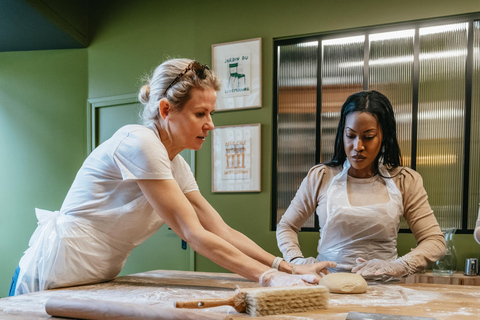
xmin=259 ymin=269 xmax=320 ymax=287
xmin=352 ymin=258 xmax=408 ymax=278
xmin=292 ymin=261 xmax=337 ymax=277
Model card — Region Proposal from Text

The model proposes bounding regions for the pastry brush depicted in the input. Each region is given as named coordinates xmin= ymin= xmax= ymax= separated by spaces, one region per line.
xmin=175 ymin=285 xmax=329 ymax=317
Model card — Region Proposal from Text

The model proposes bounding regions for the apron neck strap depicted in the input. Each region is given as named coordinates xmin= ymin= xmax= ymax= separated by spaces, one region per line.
xmin=343 ymin=158 xmax=390 ymax=178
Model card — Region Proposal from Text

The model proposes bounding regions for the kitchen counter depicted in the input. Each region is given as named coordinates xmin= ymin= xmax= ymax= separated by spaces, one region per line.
xmin=402 ymin=271 xmax=480 ymax=286
xmin=1 ymin=269 xmax=479 ymax=319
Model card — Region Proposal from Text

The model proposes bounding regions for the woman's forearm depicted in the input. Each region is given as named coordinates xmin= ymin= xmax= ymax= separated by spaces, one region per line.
xmin=137 ymin=180 xmax=270 ymax=281
xmin=214 ymin=226 xmax=293 ymax=273
xmin=183 ymin=225 xmax=272 ymax=281
xmin=276 ymin=218 xmax=304 ymax=262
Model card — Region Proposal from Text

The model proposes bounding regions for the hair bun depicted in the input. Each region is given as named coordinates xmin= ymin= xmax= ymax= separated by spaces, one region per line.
xmin=138 ymin=84 xmax=151 ymax=104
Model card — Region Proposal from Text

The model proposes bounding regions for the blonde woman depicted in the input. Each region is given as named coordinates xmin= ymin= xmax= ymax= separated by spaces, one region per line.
xmin=10 ymin=59 xmax=335 ymax=296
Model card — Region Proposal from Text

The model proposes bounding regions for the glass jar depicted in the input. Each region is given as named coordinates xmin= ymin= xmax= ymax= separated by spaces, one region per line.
xmin=432 ymin=228 xmax=457 ymax=276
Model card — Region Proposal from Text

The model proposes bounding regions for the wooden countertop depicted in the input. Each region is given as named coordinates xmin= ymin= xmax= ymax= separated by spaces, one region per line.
xmin=401 ymin=271 xmax=480 ymax=286
xmin=1 ymin=270 xmax=479 ymax=319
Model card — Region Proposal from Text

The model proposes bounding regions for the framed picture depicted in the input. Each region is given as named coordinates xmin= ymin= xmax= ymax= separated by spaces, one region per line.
xmin=212 ymin=124 xmax=261 ymax=192
xmin=212 ymin=38 xmax=262 ymax=111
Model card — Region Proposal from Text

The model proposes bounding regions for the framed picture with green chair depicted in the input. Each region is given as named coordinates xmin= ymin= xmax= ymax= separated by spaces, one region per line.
xmin=212 ymin=38 xmax=261 ymax=111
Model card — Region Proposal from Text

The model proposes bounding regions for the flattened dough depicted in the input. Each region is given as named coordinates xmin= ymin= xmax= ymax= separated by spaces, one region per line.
xmin=320 ymin=273 xmax=367 ymax=294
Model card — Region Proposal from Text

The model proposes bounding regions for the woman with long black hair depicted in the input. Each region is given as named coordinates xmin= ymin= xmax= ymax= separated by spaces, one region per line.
xmin=277 ymin=90 xmax=446 ymax=279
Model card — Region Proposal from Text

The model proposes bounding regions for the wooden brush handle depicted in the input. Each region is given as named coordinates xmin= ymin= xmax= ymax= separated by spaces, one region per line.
xmin=45 ymin=297 xmax=233 ymax=320
xmin=175 ymin=296 xmax=236 ymax=309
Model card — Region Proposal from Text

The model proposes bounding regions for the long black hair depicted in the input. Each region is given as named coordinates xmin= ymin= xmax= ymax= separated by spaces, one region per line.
xmin=325 ymin=90 xmax=402 ymax=173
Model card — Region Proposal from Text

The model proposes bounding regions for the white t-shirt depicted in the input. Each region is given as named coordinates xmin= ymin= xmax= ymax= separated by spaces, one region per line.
xmin=60 ymin=124 xmax=198 ymax=244
xmin=19 ymin=125 xmax=198 ymax=291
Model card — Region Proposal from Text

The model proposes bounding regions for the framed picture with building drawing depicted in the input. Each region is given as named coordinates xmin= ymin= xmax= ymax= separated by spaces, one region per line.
xmin=212 ymin=123 xmax=261 ymax=192
xmin=211 ymin=38 xmax=262 ymax=111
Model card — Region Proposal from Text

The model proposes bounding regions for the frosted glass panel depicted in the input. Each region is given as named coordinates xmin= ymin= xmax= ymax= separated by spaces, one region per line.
xmin=469 ymin=21 xmax=480 ymax=229
xmin=369 ymin=30 xmax=414 ymax=168
xmin=417 ymin=23 xmax=468 ymax=228
xmin=321 ymin=36 xmax=364 ymax=163
xmin=276 ymin=42 xmax=318 ymax=226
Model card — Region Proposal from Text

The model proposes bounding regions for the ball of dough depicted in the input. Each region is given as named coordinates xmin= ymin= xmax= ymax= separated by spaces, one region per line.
xmin=320 ymin=273 xmax=367 ymax=294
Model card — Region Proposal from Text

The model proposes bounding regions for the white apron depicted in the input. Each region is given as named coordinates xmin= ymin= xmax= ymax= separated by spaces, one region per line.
xmin=317 ymin=160 xmax=404 ymax=271
xmin=15 ymin=200 xmax=163 ymax=295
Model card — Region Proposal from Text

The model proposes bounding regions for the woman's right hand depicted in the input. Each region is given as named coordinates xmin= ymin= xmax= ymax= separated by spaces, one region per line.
xmin=259 ymin=269 xmax=320 ymax=287
xmin=293 ymin=261 xmax=337 ymax=277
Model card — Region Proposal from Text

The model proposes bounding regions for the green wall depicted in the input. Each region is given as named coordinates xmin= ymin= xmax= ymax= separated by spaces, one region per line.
xmin=2 ymin=0 xmax=480 ymax=297
xmin=0 ymin=49 xmax=88 ymax=297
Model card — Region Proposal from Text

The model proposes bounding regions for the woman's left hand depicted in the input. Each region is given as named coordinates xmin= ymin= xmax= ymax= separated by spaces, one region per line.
xmin=352 ymin=258 xmax=408 ymax=278
xmin=292 ymin=261 xmax=337 ymax=277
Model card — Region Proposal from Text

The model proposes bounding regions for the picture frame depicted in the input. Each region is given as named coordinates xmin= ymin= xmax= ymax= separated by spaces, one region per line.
xmin=212 ymin=123 xmax=261 ymax=192
xmin=212 ymin=38 xmax=262 ymax=111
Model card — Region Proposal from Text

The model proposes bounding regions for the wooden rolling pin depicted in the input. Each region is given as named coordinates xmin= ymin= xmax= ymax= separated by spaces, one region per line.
xmin=45 ymin=297 xmax=233 ymax=320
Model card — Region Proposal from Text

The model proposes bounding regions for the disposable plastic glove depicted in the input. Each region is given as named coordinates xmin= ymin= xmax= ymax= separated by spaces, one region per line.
xmin=474 ymin=226 xmax=480 ymax=245
xmin=293 ymin=261 xmax=337 ymax=277
xmin=290 ymin=257 xmax=319 ymax=265
xmin=474 ymin=207 xmax=480 ymax=244
xmin=259 ymin=269 xmax=320 ymax=287
xmin=352 ymin=258 xmax=409 ymax=279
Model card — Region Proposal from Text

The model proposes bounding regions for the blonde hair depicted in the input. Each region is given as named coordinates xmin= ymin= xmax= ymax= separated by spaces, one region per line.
xmin=138 ymin=58 xmax=220 ymax=129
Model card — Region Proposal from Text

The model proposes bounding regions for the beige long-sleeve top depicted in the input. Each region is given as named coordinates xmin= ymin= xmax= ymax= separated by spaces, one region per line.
xmin=277 ymin=164 xmax=446 ymax=272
